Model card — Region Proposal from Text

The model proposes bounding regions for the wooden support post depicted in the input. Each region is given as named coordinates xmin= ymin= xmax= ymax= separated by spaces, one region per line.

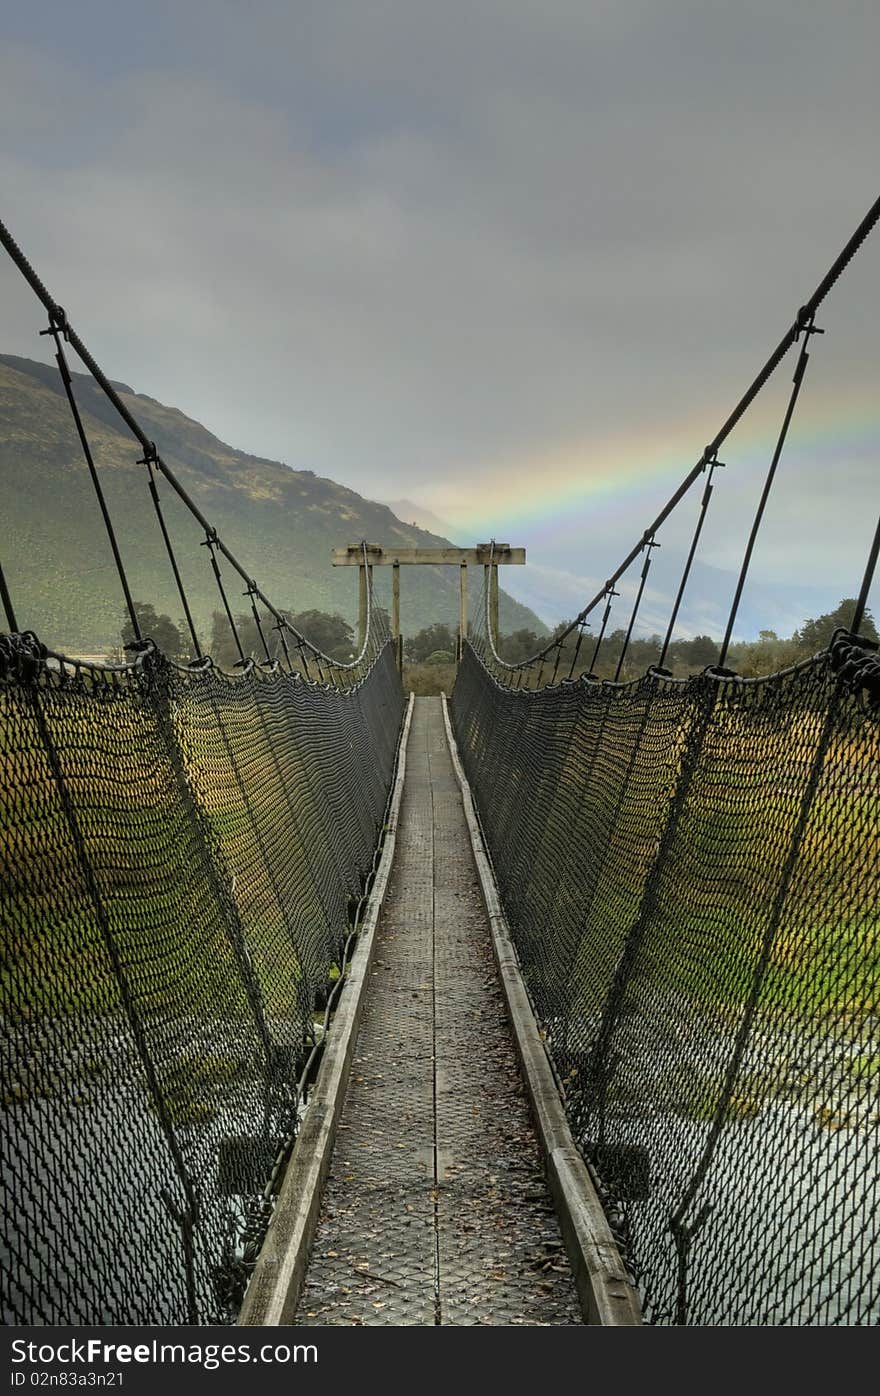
xmin=392 ymin=562 xmax=401 ymax=674
xmin=459 ymin=562 xmax=468 ymax=663
xmin=484 ymin=563 xmax=490 ymax=638
xmin=358 ymin=564 xmax=368 ymax=651
xmin=332 ymin=541 xmax=525 ymax=665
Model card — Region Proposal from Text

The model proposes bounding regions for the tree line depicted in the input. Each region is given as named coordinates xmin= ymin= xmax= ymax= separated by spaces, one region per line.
xmin=495 ymin=597 xmax=877 ymax=680
xmin=120 ymin=596 xmax=876 ymax=680
xmin=119 ymin=603 xmax=357 ymax=668
xmin=401 ymin=597 xmax=877 ymax=680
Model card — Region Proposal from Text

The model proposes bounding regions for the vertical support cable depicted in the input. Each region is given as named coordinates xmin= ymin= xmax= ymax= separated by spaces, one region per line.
xmin=545 ymin=644 xmax=559 ymax=686
xmin=589 ymin=585 xmax=618 ymax=675
xmin=143 ymin=449 xmax=202 ymax=659
xmin=718 ymin=314 xmax=823 ymax=669
xmin=272 ymin=621 xmax=296 ymax=675
xmin=614 ymin=536 xmax=659 ymax=682
xmin=245 ymin=582 xmax=273 ymax=664
xmin=43 ymin=313 xmax=141 ymax=643
xmin=850 ymin=512 xmax=880 ymax=638
xmin=658 ymin=455 xmax=725 ymax=671
xmin=0 ymin=559 xmax=18 ymax=632
xmin=566 ymin=622 xmax=590 ymax=681
xmin=202 ymin=529 xmax=244 ymax=664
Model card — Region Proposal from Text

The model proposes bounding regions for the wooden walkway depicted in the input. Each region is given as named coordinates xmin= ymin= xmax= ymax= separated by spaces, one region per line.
xmin=295 ymin=697 xmax=582 ymax=1326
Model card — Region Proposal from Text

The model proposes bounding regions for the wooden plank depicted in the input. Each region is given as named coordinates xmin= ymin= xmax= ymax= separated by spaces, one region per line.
xmin=331 ymin=545 xmax=525 ymax=566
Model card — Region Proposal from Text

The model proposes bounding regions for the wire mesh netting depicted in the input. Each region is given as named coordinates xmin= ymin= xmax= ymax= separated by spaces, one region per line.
xmin=451 ymin=627 xmax=880 ymax=1326
xmin=0 ymin=631 xmax=403 ymax=1326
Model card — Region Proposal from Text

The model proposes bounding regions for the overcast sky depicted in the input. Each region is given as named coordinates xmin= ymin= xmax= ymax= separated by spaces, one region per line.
xmin=2 ymin=1 xmax=878 ymax=636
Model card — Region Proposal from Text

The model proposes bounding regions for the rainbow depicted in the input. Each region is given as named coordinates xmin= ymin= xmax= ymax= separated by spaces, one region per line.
xmin=429 ymin=379 xmax=878 ymax=551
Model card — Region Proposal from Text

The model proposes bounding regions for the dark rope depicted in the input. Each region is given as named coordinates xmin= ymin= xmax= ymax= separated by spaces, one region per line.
xmin=614 ymin=537 xmax=659 ymax=682
xmin=0 ymin=559 xmax=18 ymax=633
xmin=658 ymin=457 xmax=724 ymax=672
xmin=0 ymin=216 xmax=380 ymax=678
xmin=589 ymin=586 xmax=618 ymax=675
xmin=143 ymin=451 xmax=202 ymax=658
xmin=272 ymin=620 xmax=296 ymax=675
xmin=718 ymin=316 xmax=822 ymax=669
xmin=457 ymin=192 xmax=880 ymax=673
xmin=43 ymin=315 xmax=141 ymax=643
xmin=202 ymin=530 xmax=245 ymax=665
xmin=851 ymin=512 xmax=880 ymax=639
xmin=566 ymin=623 xmax=589 ymax=681
xmin=246 ymin=583 xmax=273 ymax=665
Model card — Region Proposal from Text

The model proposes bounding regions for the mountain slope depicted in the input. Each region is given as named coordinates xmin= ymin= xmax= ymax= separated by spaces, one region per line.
xmin=0 ymin=355 xmax=545 ymax=654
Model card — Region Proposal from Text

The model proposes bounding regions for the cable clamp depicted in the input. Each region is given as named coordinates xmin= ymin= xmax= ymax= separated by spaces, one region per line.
xmin=137 ymin=441 xmax=159 ymax=467
xmin=200 ymin=528 xmax=219 ymax=549
xmin=39 ymin=306 xmax=69 ymax=340
xmin=795 ymin=306 xmax=824 ymax=340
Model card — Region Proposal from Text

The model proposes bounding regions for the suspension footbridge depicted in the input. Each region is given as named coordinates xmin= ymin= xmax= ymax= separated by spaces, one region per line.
xmin=1 ymin=199 xmax=878 ymax=1327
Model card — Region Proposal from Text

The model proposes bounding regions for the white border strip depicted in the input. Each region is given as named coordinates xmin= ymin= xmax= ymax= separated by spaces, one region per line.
xmin=441 ymin=694 xmax=643 ymax=1327
xmin=238 ymin=692 xmax=415 ymax=1326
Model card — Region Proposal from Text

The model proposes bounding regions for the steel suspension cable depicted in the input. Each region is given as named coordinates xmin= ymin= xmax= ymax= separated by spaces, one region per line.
xmin=43 ymin=315 xmax=142 ymax=643
xmin=850 ymin=512 xmax=880 ymax=640
xmin=658 ymin=455 xmax=725 ymax=672
xmin=717 ymin=316 xmax=822 ymax=669
xmin=0 ymin=559 xmax=19 ymax=633
xmin=245 ymin=582 xmax=273 ymax=665
xmin=0 ymin=217 xmax=385 ymax=675
xmin=142 ymin=447 xmax=202 ymax=659
xmin=614 ymin=536 xmax=659 ymax=682
xmin=471 ymin=192 xmax=880 ymax=676
xmin=202 ymin=530 xmax=245 ymax=665
xmin=588 ymin=586 xmax=618 ymax=675
xmin=276 ymin=622 xmax=295 ymax=673
xmin=564 ymin=624 xmax=587 ymax=681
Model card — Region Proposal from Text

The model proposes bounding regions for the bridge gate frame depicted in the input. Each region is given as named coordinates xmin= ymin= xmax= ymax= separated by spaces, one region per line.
xmin=331 ymin=542 xmax=526 ymax=672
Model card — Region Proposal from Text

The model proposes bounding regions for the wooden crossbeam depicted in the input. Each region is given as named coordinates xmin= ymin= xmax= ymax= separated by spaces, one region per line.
xmin=331 ymin=544 xmax=525 ymax=566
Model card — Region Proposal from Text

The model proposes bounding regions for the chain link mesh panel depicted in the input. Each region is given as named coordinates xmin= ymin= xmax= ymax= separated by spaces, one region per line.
xmin=0 ymin=633 xmax=403 ymax=1325
xmin=451 ymin=638 xmax=879 ymax=1325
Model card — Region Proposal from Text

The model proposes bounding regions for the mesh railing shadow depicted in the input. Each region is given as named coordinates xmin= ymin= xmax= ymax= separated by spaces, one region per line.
xmin=0 ymin=632 xmax=403 ymax=1325
xmin=451 ymin=637 xmax=879 ymax=1325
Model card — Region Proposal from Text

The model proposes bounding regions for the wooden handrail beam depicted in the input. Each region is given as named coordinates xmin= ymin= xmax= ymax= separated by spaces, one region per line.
xmin=331 ymin=544 xmax=525 ymax=566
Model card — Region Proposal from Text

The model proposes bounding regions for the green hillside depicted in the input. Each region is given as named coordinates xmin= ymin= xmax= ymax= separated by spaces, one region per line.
xmin=0 ymin=355 xmax=545 ymax=656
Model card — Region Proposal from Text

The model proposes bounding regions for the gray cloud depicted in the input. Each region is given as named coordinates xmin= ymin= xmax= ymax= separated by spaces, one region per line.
xmin=1 ymin=1 xmax=877 ymax=633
